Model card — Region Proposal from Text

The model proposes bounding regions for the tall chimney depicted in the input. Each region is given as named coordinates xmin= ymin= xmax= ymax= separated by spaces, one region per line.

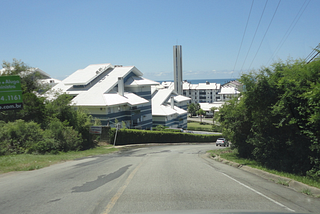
xmin=118 ymin=77 xmax=124 ymax=96
xmin=173 ymin=45 xmax=183 ymax=95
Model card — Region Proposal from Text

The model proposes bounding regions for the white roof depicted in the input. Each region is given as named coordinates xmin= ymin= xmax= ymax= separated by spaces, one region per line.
xmin=63 ymin=63 xmax=113 ymax=85
xmin=171 ymin=95 xmax=191 ymax=103
xmin=197 ymin=82 xmax=220 ymax=90
xmin=72 ymin=92 xmax=149 ymax=106
xmin=152 ymin=88 xmax=174 ymax=106
xmin=199 ymin=102 xmax=224 ymax=111
xmin=218 ymin=87 xmax=240 ymax=95
xmin=151 ymin=87 xmax=188 ymax=116
xmin=182 ymin=81 xmax=221 ymax=90
xmin=125 ymin=76 xmax=159 ymax=87
xmin=48 ymin=64 xmax=149 ymax=107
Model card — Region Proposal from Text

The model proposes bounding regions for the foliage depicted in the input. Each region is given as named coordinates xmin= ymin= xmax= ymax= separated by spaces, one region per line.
xmin=187 ymin=103 xmax=200 ymax=117
xmin=218 ymin=59 xmax=320 ymax=177
xmin=155 ymin=125 xmax=166 ymax=131
xmin=0 ymin=59 xmax=96 ymax=155
xmin=1 ymin=59 xmax=46 ymax=94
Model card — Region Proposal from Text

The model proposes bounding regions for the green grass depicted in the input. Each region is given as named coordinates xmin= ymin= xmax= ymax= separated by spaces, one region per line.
xmin=0 ymin=145 xmax=118 ymax=174
xmin=301 ymin=188 xmax=313 ymax=196
xmin=187 ymin=121 xmax=213 ymax=132
xmin=209 ymin=148 xmax=320 ymax=189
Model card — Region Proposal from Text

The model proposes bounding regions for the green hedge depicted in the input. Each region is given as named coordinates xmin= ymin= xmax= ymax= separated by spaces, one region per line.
xmin=110 ymin=128 xmax=222 ymax=145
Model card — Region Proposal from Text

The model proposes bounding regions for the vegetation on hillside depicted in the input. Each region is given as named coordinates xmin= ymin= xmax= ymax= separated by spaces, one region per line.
xmin=218 ymin=59 xmax=320 ymax=179
xmin=0 ymin=59 xmax=96 ymax=155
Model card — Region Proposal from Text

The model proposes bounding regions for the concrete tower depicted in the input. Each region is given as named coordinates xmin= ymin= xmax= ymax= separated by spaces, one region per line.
xmin=173 ymin=45 xmax=183 ymax=95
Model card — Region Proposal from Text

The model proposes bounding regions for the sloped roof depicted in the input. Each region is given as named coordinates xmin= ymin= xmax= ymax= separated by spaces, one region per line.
xmin=48 ymin=64 xmax=148 ymax=107
xmin=63 ymin=63 xmax=113 ymax=85
xmin=151 ymin=87 xmax=188 ymax=116
xmin=125 ymin=76 xmax=159 ymax=87
xmin=71 ymin=92 xmax=149 ymax=106
xmin=218 ymin=87 xmax=240 ymax=95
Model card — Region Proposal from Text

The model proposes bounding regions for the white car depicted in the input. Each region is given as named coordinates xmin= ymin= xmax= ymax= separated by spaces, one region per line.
xmin=216 ymin=138 xmax=229 ymax=147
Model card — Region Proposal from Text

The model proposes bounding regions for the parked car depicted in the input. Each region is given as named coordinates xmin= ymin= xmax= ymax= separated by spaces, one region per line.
xmin=216 ymin=138 xmax=229 ymax=147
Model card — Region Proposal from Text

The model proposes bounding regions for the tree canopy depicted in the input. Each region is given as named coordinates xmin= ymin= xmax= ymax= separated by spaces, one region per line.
xmin=218 ymin=59 xmax=320 ymax=178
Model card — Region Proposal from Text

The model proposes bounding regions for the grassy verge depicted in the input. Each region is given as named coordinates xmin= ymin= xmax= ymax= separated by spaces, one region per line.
xmin=209 ymin=148 xmax=320 ymax=189
xmin=0 ymin=145 xmax=118 ymax=174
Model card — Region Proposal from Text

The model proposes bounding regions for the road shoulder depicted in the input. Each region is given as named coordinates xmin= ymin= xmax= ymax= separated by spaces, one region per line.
xmin=206 ymin=152 xmax=320 ymax=197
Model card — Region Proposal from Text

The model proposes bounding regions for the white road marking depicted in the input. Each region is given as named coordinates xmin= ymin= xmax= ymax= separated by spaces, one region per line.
xmin=221 ymin=172 xmax=295 ymax=213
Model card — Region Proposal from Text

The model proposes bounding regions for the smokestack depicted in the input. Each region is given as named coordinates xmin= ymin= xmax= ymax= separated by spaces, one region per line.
xmin=173 ymin=45 xmax=183 ymax=95
xmin=118 ymin=77 xmax=124 ymax=96
xmin=171 ymin=96 xmax=174 ymax=109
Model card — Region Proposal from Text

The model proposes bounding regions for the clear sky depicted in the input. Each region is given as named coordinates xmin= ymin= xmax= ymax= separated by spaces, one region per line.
xmin=1 ymin=0 xmax=319 ymax=81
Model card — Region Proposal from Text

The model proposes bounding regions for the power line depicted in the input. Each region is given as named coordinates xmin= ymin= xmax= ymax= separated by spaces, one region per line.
xmin=240 ymin=0 xmax=269 ymax=72
xmin=305 ymin=43 xmax=320 ymax=64
xmin=248 ymin=0 xmax=282 ymax=70
xmin=266 ymin=0 xmax=311 ymax=66
xmin=232 ymin=0 xmax=254 ymax=75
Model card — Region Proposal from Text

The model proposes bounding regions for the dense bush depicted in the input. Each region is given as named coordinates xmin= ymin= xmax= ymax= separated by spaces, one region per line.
xmin=218 ymin=59 xmax=320 ymax=177
xmin=0 ymin=119 xmax=90 ymax=155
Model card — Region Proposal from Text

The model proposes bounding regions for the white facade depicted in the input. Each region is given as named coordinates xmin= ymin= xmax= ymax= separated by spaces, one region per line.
xmin=151 ymin=85 xmax=190 ymax=129
xmin=48 ymin=63 xmax=159 ymax=129
xmin=161 ymin=80 xmax=240 ymax=104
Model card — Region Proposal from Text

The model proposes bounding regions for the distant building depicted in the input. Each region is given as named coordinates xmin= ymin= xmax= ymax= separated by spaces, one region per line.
xmin=151 ymin=85 xmax=190 ymax=129
xmin=218 ymin=86 xmax=240 ymax=102
xmin=161 ymin=79 xmax=241 ymax=104
xmin=221 ymin=80 xmax=243 ymax=91
xmin=161 ymin=80 xmax=221 ymax=103
xmin=49 ymin=63 xmax=159 ymax=129
xmin=199 ymin=102 xmax=224 ymax=117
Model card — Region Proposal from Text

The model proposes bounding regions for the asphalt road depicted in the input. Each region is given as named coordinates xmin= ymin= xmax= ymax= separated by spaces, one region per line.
xmin=0 ymin=144 xmax=319 ymax=214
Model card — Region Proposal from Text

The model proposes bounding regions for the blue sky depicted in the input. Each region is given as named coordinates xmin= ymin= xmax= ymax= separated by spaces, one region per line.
xmin=1 ymin=0 xmax=319 ymax=81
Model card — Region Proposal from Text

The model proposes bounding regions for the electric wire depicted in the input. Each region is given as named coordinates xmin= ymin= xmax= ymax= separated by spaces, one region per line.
xmin=266 ymin=0 xmax=311 ymax=66
xmin=248 ymin=0 xmax=281 ymax=71
xmin=240 ymin=0 xmax=269 ymax=72
xmin=232 ymin=0 xmax=254 ymax=76
xmin=305 ymin=43 xmax=320 ymax=63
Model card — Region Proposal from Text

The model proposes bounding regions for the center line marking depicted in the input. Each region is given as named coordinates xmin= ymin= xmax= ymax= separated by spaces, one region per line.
xmin=221 ymin=172 xmax=295 ymax=212
xmin=103 ymin=160 xmax=144 ymax=214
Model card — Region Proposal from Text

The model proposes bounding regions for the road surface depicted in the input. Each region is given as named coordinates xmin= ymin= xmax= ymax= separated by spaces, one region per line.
xmin=0 ymin=144 xmax=319 ymax=214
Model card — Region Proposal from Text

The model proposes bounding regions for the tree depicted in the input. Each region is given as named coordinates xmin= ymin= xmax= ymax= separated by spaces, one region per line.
xmin=0 ymin=59 xmax=47 ymax=123
xmin=1 ymin=59 xmax=46 ymax=94
xmin=196 ymin=108 xmax=206 ymax=123
xmin=187 ymin=103 xmax=200 ymax=117
xmin=218 ymin=58 xmax=320 ymax=176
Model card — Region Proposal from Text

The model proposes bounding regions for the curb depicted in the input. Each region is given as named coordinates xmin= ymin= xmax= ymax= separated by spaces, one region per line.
xmin=208 ymin=153 xmax=320 ymax=197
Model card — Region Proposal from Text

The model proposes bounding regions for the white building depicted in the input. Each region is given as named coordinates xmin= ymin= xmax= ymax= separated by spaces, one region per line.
xmin=161 ymin=81 xmax=221 ymax=103
xmin=49 ymin=63 xmax=159 ymax=129
xmin=151 ymin=85 xmax=190 ymax=129
xmin=218 ymin=86 xmax=240 ymax=102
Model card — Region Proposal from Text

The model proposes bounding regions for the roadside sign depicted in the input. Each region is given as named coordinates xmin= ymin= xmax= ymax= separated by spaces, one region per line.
xmin=0 ymin=76 xmax=23 ymax=111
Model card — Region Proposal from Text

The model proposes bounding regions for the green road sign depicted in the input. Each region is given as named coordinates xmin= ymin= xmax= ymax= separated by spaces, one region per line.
xmin=0 ymin=75 xmax=23 ymax=111
xmin=0 ymin=75 xmax=22 ymax=91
